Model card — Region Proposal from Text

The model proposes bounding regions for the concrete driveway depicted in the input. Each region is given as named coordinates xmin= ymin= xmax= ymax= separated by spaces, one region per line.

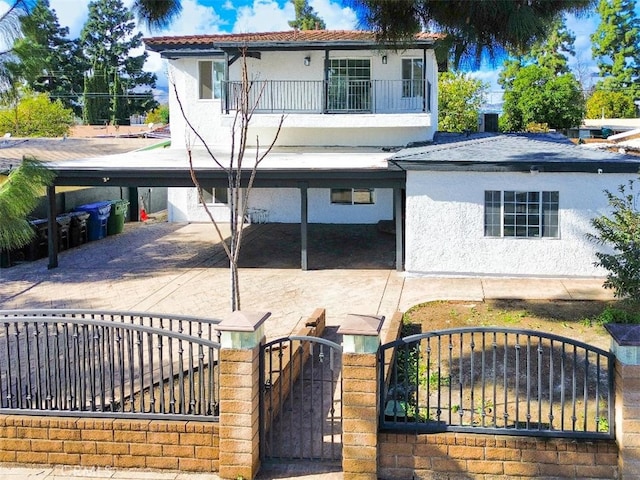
xmin=0 ymin=220 xmax=614 ymax=341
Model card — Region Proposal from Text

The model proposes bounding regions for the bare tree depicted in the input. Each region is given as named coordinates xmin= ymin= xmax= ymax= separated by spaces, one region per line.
xmin=172 ymin=52 xmax=284 ymax=311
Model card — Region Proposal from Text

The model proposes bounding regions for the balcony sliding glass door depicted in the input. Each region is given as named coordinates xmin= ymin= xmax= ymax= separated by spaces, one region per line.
xmin=327 ymin=59 xmax=371 ymax=112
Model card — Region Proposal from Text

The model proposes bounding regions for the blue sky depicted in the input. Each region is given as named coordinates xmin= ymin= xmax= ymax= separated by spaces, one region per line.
xmin=0 ymin=0 xmax=632 ymax=101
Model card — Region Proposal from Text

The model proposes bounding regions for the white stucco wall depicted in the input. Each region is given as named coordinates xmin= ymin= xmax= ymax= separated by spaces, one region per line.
xmin=167 ymin=187 xmax=232 ymax=223
xmin=168 ymin=187 xmax=393 ymax=224
xmin=405 ymin=170 xmax=632 ymax=277
xmin=167 ymin=48 xmax=438 ymax=148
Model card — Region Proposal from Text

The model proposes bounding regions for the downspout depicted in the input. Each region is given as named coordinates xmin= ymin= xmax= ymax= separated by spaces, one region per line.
xmin=46 ymin=185 xmax=58 ymax=269
xmin=224 ymin=51 xmax=230 ymax=114
xmin=423 ymin=48 xmax=427 ymax=113
xmin=388 ymin=160 xmax=407 ymax=272
xmin=323 ymin=50 xmax=329 ymax=113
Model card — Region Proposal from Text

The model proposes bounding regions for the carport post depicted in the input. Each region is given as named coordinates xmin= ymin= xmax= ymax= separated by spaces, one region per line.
xmin=128 ymin=187 xmax=139 ymax=221
xmin=394 ymin=186 xmax=403 ymax=272
xmin=300 ymin=182 xmax=308 ymax=270
xmin=46 ymin=185 xmax=58 ymax=269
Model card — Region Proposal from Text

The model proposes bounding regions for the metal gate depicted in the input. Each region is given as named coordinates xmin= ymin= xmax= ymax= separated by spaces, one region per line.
xmin=260 ymin=335 xmax=342 ymax=463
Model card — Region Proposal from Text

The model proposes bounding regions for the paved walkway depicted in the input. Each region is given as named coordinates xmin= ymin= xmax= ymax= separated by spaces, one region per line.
xmin=0 ymin=220 xmax=615 ymax=479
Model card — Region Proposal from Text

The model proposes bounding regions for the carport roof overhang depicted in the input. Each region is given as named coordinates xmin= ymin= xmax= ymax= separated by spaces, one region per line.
xmin=50 ymin=167 xmax=405 ymax=188
xmin=47 ymin=146 xmax=405 ymax=188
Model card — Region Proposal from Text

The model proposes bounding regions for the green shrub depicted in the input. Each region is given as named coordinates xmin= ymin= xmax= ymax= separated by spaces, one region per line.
xmin=146 ymin=104 xmax=169 ymax=125
xmin=588 ymin=180 xmax=640 ymax=301
xmin=596 ymin=304 xmax=640 ymax=325
xmin=0 ymin=93 xmax=74 ymax=137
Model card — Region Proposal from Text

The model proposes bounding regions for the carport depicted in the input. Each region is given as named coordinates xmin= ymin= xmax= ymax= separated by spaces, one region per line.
xmin=44 ymin=146 xmax=406 ymax=271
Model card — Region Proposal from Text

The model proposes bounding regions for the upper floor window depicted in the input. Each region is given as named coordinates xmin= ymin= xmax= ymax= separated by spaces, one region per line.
xmin=484 ymin=190 xmax=559 ymax=238
xmin=402 ymin=58 xmax=424 ymax=98
xmin=198 ymin=60 xmax=224 ymax=100
xmin=331 ymin=188 xmax=375 ymax=205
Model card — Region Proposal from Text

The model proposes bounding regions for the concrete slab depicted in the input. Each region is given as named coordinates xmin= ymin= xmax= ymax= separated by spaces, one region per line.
xmin=481 ymin=277 xmax=574 ymax=300
xmin=399 ymin=277 xmax=485 ymax=312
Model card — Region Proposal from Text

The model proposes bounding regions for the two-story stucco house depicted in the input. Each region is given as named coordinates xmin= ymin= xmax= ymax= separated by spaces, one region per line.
xmin=135 ymin=29 xmax=640 ymax=278
xmin=144 ymin=30 xmax=438 ymax=231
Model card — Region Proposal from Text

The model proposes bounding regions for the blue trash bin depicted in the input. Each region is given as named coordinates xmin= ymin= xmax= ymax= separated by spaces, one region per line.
xmin=73 ymin=202 xmax=112 ymax=241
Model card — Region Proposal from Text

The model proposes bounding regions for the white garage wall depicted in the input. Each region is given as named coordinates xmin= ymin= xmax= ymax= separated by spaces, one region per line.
xmin=168 ymin=187 xmax=394 ymax=224
xmin=167 ymin=187 xmax=232 ymax=223
xmin=247 ymin=187 xmax=394 ymax=223
xmin=405 ymin=170 xmax=632 ymax=277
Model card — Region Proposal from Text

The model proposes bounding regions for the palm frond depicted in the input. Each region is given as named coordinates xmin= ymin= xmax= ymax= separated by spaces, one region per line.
xmin=0 ymin=156 xmax=54 ymax=250
xmin=132 ymin=0 xmax=182 ymax=31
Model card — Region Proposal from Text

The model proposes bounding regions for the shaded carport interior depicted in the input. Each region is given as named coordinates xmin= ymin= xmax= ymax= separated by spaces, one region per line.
xmin=44 ymin=146 xmax=406 ymax=271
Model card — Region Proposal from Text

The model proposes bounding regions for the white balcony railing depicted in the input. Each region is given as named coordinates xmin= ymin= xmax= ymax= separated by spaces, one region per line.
xmin=223 ymin=79 xmax=432 ymax=115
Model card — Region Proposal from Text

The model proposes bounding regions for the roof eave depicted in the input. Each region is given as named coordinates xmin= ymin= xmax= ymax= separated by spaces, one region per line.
xmin=145 ymin=39 xmax=436 ymax=57
xmin=391 ymin=159 xmax=640 ymax=174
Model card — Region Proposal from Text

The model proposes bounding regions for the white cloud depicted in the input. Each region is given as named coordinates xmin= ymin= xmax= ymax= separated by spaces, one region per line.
xmin=233 ymin=0 xmax=293 ymax=33
xmin=311 ymin=0 xmax=357 ymax=29
xmin=152 ymin=0 xmax=226 ymax=36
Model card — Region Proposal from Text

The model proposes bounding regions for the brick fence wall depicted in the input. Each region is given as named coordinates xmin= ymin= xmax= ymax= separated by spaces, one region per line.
xmin=379 ymin=430 xmax=618 ymax=479
xmin=0 ymin=415 xmax=218 ymax=472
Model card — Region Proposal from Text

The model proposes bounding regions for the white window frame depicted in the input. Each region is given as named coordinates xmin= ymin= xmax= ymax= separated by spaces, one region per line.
xmin=198 ymin=60 xmax=225 ymax=100
xmin=330 ymin=188 xmax=375 ymax=205
xmin=402 ymin=58 xmax=424 ymax=98
xmin=484 ymin=190 xmax=559 ymax=238
xmin=201 ymin=187 xmax=228 ymax=205
xmin=327 ymin=58 xmax=371 ymax=111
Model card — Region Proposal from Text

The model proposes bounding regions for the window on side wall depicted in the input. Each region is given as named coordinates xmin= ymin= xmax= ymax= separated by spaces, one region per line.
xmin=484 ymin=190 xmax=559 ymax=238
xmin=198 ymin=60 xmax=224 ymax=100
xmin=402 ymin=58 xmax=424 ymax=98
xmin=201 ymin=187 xmax=229 ymax=204
xmin=330 ymin=188 xmax=375 ymax=205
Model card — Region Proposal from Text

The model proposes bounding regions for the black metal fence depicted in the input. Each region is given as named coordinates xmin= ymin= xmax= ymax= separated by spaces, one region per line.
xmin=261 ymin=335 xmax=342 ymax=462
xmin=379 ymin=327 xmax=614 ymax=439
xmin=223 ymin=79 xmax=431 ymax=114
xmin=0 ymin=310 xmax=221 ymax=420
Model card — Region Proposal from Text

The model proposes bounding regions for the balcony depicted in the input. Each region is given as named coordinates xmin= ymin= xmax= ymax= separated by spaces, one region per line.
xmin=222 ymin=79 xmax=432 ymax=115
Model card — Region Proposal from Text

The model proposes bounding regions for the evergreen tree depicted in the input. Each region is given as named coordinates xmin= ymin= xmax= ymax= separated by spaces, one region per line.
xmin=527 ymin=17 xmax=576 ymax=75
xmin=80 ymin=0 xmax=157 ymax=124
xmin=288 ymin=0 xmax=326 ymax=30
xmin=83 ymin=67 xmax=110 ymax=125
xmin=8 ymin=0 xmax=86 ymax=115
xmin=110 ymin=71 xmax=128 ymax=125
xmin=591 ymin=0 xmax=640 ymax=100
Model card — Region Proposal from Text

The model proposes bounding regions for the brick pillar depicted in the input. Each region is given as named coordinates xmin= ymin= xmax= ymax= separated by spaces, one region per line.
xmin=606 ymin=324 xmax=640 ymax=479
xmin=339 ymin=314 xmax=383 ymax=480
xmin=219 ymin=345 xmax=261 ymax=480
xmin=217 ymin=311 xmax=270 ymax=480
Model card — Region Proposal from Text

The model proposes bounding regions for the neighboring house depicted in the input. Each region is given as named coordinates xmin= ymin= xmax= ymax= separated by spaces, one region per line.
xmin=144 ymin=30 xmax=439 ymax=225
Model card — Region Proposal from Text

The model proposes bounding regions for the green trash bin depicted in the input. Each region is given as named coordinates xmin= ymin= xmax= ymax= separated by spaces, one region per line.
xmin=107 ymin=199 xmax=130 ymax=235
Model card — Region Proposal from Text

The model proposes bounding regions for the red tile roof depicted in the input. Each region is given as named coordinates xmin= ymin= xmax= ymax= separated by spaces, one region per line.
xmin=144 ymin=30 xmax=440 ymax=48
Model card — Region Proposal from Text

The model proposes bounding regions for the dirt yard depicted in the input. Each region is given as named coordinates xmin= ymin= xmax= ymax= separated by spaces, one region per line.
xmin=404 ymin=299 xmax=615 ymax=351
